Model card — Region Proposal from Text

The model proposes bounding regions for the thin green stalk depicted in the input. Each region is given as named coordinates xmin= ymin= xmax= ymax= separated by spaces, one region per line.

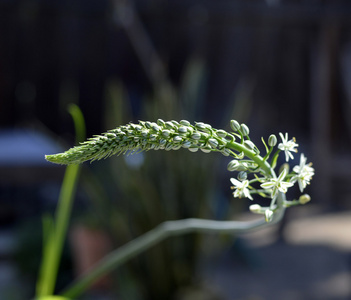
xmin=36 ymin=164 xmax=80 ymax=297
xmin=61 ymin=193 xmax=285 ymax=299
xmin=36 ymin=104 xmax=84 ymax=297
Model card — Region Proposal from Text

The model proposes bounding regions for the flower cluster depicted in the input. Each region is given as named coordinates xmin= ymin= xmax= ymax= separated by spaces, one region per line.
xmin=227 ymin=127 xmax=314 ymax=222
xmin=46 ymin=119 xmax=314 ymax=222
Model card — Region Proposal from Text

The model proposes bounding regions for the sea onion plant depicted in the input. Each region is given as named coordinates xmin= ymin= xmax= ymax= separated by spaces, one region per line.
xmin=44 ymin=119 xmax=314 ymax=298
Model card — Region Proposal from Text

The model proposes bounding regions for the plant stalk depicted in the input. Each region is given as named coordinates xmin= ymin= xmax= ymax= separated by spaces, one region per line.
xmin=62 ymin=192 xmax=285 ymax=299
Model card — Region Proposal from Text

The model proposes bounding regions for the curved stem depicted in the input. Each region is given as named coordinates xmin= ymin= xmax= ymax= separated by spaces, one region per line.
xmin=61 ymin=193 xmax=286 ymax=299
xmin=226 ymin=140 xmax=273 ymax=176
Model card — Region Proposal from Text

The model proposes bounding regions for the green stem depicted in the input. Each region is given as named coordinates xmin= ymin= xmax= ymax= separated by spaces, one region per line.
xmin=36 ymin=164 xmax=81 ymax=297
xmin=226 ymin=140 xmax=273 ymax=176
xmin=37 ymin=104 xmax=84 ymax=297
xmin=62 ymin=192 xmax=286 ymax=299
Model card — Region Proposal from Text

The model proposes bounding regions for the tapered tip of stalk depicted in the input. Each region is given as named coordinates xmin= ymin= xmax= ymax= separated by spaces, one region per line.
xmin=45 ymin=153 xmax=72 ymax=165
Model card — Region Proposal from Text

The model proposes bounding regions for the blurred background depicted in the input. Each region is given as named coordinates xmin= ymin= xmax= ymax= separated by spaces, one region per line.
xmin=0 ymin=0 xmax=351 ymax=299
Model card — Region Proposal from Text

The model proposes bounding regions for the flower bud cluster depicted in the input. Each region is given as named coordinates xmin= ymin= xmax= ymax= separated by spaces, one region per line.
xmin=46 ymin=119 xmax=237 ymax=165
xmin=45 ymin=118 xmax=315 ymax=224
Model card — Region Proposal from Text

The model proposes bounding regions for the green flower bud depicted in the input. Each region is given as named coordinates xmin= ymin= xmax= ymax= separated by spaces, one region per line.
xmin=141 ymin=130 xmax=149 ymax=137
xmin=188 ymin=146 xmax=199 ymax=152
xmin=162 ymin=130 xmax=171 ymax=137
xmin=179 ymin=120 xmax=190 ymax=126
xmin=182 ymin=141 xmax=192 ymax=148
xmin=191 ymin=132 xmax=201 ymax=140
xmin=149 ymin=134 xmax=157 ymax=141
xmin=201 ymin=147 xmax=211 ymax=153
xmin=221 ymin=148 xmax=231 ymax=156
xmin=165 ymin=121 xmax=175 ymax=130
xmin=227 ymin=160 xmax=240 ymax=171
xmin=299 ymin=194 xmax=311 ymax=205
xmin=165 ymin=143 xmax=173 ymax=151
xmin=208 ymin=138 xmax=218 ymax=148
xmin=145 ymin=121 xmax=152 ymax=129
xmin=173 ymin=136 xmax=183 ymax=143
xmin=237 ymin=171 xmax=247 ymax=181
xmin=230 ymin=120 xmax=241 ymax=131
xmin=237 ymin=162 xmax=248 ymax=171
xmin=195 ymin=122 xmax=206 ymax=130
xmin=157 ymin=119 xmax=165 ymax=127
xmin=241 ymin=124 xmax=250 ymax=136
xmin=268 ymin=134 xmax=277 ymax=147
xmin=216 ymin=129 xmax=227 ymax=138
xmin=244 ymin=140 xmax=255 ymax=150
xmin=151 ymin=124 xmax=161 ymax=132
xmin=178 ymin=126 xmax=188 ymax=134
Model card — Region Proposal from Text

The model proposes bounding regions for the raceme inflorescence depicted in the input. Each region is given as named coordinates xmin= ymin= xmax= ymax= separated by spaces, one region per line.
xmin=46 ymin=119 xmax=314 ymax=222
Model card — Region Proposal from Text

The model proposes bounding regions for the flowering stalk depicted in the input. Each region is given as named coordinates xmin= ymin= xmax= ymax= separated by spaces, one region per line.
xmin=45 ymin=119 xmax=315 ymax=298
xmin=46 ymin=119 xmax=314 ymax=220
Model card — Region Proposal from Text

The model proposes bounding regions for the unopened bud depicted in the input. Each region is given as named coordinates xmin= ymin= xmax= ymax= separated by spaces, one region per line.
xmin=195 ymin=122 xmax=206 ymax=130
xmin=173 ymin=136 xmax=182 ymax=143
xmin=162 ymin=130 xmax=171 ymax=137
xmin=165 ymin=143 xmax=173 ymax=151
xmin=221 ymin=148 xmax=231 ymax=156
xmin=244 ymin=140 xmax=255 ymax=150
xmin=191 ymin=132 xmax=201 ymax=140
xmin=188 ymin=146 xmax=198 ymax=152
xmin=208 ymin=138 xmax=219 ymax=148
xmin=145 ymin=121 xmax=152 ymax=129
xmin=149 ymin=134 xmax=157 ymax=141
xmin=216 ymin=129 xmax=227 ymax=138
xmin=241 ymin=124 xmax=250 ymax=136
xmin=182 ymin=141 xmax=192 ymax=148
xmin=299 ymin=194 xmax=311 ymax=205
xmin=268 ymin=134 xmax=277 ymax=147
xmin=249 ymin=204 xmax=262 ymax=213
xmin=230 ymin=120 xmax=241 ymax=131
xmin=237 ymin=171 xmax=247 ymax=181
xmin=165 ymin=121 xmax=175 ymax=130
xmin=265 ymin=209 xmax=274 ymax=222
xmin=201 ymin=147 xmax=211 ymax=153
xmin=227 ymin=160 xmax=239 ymax=171
xmin=151 ymin=124 xmax=161 ymax=132
xmin=179 ymin=120 xmax=190 ymax=126
xmin=178 ymin=126 xmax=188 ymax=134
xmin=141 ymin=130 xmax=149 ymax=137
xmin=157 ymin=119 xmax=165 ymax=127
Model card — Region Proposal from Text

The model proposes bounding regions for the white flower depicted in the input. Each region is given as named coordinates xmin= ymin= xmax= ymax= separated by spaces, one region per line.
xmin=292 ymin=153 xmax=314 ymax=174
xmin=260 ymin=168 xmax=294 ymax=199
xmin=291 ymin=154 xmax=315 ymax=192
xmin=230 ymin=178 xmax=253 ymax=200
xmin=278 ymin=132 xmax=299 ymax=162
